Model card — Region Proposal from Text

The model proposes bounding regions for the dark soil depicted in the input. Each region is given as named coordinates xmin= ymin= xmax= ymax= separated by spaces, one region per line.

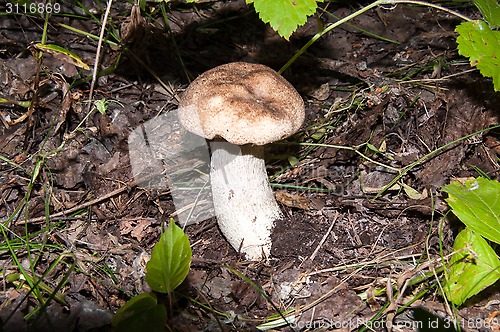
xmin=1 ymin=1 xmax=499 ymax=331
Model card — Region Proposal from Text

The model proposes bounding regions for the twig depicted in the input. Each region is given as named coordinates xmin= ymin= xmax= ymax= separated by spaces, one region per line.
xmin=17 ymin=173 xmax=162 ymax=225
xmin=19 ymin=184 xmax=129 ymax=225
xmin=71 ymin=0 xmax=113 ymax=134
xmin=306 ymin=211 xmax=340 ymax=263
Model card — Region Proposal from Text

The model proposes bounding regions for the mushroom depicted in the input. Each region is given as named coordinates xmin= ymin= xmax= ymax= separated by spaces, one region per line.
xmin=178 ymin=62 xmax=305 ymax=260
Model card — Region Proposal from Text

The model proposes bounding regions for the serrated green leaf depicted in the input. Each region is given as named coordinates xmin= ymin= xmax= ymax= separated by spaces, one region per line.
xmin=111 ymin=293 xmax=167 ymax=332
xmin=444 ymin=228 xmax=500 ymax=306
xmin=473 ymin=0 xmax=500 ymax=27
xmin=146 ymin=220 xmax=192 ymax=293
xmin=442 ymin=177 xmax=500 ymax=244
xmin=456 ymin=20 xmax=500 ymax=91
xmin=248 ymin=0 xmax=322 ymax=40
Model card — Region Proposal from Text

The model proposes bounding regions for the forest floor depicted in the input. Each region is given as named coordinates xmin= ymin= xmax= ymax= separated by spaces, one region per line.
xmin=1 ymin=0 xmax=499 ymax=331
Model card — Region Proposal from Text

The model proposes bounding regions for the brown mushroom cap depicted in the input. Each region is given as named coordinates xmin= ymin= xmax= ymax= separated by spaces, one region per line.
xmin=178 ymin=62 xmax=305 ymax=145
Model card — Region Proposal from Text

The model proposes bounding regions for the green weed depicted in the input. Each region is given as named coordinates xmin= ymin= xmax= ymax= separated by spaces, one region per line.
xmin=442 ymin=177 xmax=500 ymax=306
xmin=111 ymin=219 xmax=192 ymax=331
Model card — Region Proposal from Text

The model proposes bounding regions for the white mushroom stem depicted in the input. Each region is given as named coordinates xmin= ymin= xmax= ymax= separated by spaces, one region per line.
xmin=209 ymin=140 xmax=283 ymax=260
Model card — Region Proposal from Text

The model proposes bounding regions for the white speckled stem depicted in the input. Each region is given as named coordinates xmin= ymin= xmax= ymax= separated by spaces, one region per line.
xmin=209 ymin=141 xmax=282 ymax=260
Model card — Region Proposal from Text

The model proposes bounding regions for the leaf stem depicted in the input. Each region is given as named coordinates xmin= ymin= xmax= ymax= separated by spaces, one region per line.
xmin=279 ymin=0 xmax=472 ymax=73
xmin=393 ymin=0 xmax=473 ymax=22
xmin=279 ymin=0 xmax=383 ymax=74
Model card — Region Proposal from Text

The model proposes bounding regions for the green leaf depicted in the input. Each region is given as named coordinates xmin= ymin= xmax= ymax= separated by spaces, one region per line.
xmin=94 ymin=99 xmax=107 ymax=115
xmin=146 ymin=220 xmax=192 ymax=293
xmin=455 ymin=20 xmax=500 ymax=91
xmin=32 ymin=43 xmax=90 ymax=70
xmin=444 ymin=228 xmax=500 ymax=306
xmin=401 ymin=182 xmax=425 ymax=200
xmin=248 ymin=0 xmax=322 ymax=40
xmin=442 ymin=177 xmax=500 ymax=244
xmin=111 ymin=293 xmax=167 ymax=332
xmin=366 ymin=142 xmax=381 ymax=153
xmin=0 ymin=97 xmax=31 ymax=108
xmin=288 ymin=155 xmax=299 ymax=166
xmin=472 ymin=0 xmax=500 ymax=27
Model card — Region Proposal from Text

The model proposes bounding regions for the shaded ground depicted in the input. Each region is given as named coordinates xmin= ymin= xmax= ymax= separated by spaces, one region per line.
xmin=1 ymin=0 xmax=499 ymax=331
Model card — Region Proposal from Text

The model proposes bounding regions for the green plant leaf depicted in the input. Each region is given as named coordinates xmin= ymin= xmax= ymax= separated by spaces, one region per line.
xmin=456 ymin=20 xmax=500 ymax=91
xmin=444 ymin=228 xmax=500 ymax=306
xmin=111 ymin=293 xmax=167 ymax=332
xmin=472 ymin=0 xmax=500 ymax=27
xmin=442 ymin=177 xmax=500 ymax=244
xmin=32 ymin=43 xmax=90 ymax=70
xmin=146 ymin=220 xmax=192 ymax=293
xmin=366 ymin=142 xmax=380 ymax=153
xmin=94 ymin=99 xmax=107 ymax=115
xmin=247 ymin=0 xmax=322 ymax=40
